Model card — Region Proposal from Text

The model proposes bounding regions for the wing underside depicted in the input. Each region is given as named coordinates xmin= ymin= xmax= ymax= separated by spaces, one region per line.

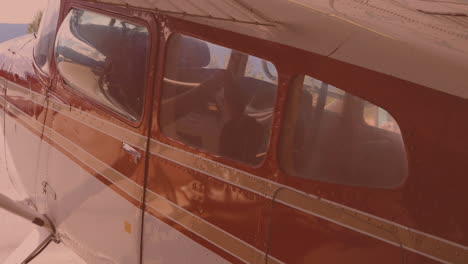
xmin=86 ymin=0 xmax=468 ymax=99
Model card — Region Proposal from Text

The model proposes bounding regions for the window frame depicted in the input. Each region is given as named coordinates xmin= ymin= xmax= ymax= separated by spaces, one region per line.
xmin=278 ymin=74 xmax=409 ymax=189
xmin=55 ymin=3 xmax=155 ymax=127
xmin=156 ymin=30 xmax=282 ymax=169
xmin=32 ymin=55 xmax=52 ymax=86
xmin=32 ymin=0 xmax=63 ymax=85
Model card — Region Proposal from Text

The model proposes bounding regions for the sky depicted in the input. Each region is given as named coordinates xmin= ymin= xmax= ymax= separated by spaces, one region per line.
xmin=0 ymin=0 xmax=48 ymax=24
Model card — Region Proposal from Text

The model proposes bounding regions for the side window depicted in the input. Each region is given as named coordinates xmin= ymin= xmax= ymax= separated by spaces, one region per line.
xmin=34 ymin=0 xmax=61 ymax=74
xmin=55 ymin=9 xmax=149 ymax=122
xmin=279 ymin=75 xmax=407 ymax=188
xmin=159 ymin=34 xmax=278 ymax=166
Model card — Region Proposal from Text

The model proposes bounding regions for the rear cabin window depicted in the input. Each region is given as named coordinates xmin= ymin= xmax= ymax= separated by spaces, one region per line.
xmin=34 ymin=0 xmax=61 ymax=74
xmin=279 ymin=76 xmax=407 ymax=188
xmin=159 ymin=34 xmax=278 ymax=166
xmin=54 ymin=9 xmax=149 ymax=122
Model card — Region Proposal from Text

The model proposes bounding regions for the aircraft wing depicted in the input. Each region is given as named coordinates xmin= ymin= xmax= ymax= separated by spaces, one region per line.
xmin=86 ymin=0 xmax=468 ymax=99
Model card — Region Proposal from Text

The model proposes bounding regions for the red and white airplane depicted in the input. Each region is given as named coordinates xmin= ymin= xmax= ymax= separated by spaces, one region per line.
xmin=0 ymin=0 xmax=467 ymax=263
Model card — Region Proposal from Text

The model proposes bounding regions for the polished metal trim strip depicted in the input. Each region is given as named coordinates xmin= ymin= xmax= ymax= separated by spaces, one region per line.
xmin=4 ymin=81 xmax=468 ymax=263
xmin=0 ymin=96 xmax=280 ymax=264
xmin=0 ymin=96 xmax=144 ymax=202
xmin=149 ymin=139 xmax=468 ymax=264
xmin=145 ymin=191 xmax=284 ymax=264
xmin=7 ymin=81 xmax=148 ymax=151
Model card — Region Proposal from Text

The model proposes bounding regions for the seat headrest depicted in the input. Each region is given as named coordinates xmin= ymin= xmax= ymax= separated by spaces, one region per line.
xmin=168 ymin=34 xmax=211 ymax=68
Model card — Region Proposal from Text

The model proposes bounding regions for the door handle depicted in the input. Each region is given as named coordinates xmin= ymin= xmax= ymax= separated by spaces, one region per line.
xmin=122 ymin=142 xmax=141 ymax=163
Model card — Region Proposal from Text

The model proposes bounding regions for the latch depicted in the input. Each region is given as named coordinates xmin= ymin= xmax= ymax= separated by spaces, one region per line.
xmin=42 ymin=181 xmax=57 ymax=201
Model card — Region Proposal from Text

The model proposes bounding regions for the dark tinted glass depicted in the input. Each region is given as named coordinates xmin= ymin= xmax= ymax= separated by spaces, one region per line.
xmin=159 ymin=34 xmax=278 ymax=165
xmin=34 ymin=0 xmax=61 ymax=74
xmin=280 ymin=76 xmax=407 ymax=188
xmin=55 ymin=9 xmax=149 ymax=121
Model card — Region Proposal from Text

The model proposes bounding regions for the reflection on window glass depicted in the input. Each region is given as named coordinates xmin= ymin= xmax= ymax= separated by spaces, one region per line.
xmin=34 ymin=0 xmax=60 ymax=74
xmin=160 ymin=34 xmax=278 ymax=165
xmin=363 ymin=102 xmax=401 ymax=133
xmin=245 ymin=56 xmax=277 ymax=84
xmin=55 ymin=9 xmax=149 ymax=121
xmin=279 ymin=75 xmax=407 ymax=188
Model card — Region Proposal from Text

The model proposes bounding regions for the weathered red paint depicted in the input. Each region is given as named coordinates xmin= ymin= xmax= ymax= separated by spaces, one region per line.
xmin=0 ymin=0 xmax=467 ymax=263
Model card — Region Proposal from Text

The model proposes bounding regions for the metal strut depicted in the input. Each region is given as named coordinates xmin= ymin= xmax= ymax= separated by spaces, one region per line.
xmin=0 ymin=193 xmax=58 ymax=264
xmin=0 ymin=193 xmax=53 ymax=231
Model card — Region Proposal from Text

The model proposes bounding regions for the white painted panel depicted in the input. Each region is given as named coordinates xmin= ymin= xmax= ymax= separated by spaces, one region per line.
xmin=142 ymin=212 xmax=229 ymax=264
xmin=4 ymin=112 xmax=42 ymax=202
xmin=41 ymin=133 xmax=142 ymax=264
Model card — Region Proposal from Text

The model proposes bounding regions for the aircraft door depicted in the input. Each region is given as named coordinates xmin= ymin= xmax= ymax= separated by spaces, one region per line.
xmin=142 ymin=32 xmax=280 ymax=264
xmin=39 ymin=7 xmax=156 ymax=263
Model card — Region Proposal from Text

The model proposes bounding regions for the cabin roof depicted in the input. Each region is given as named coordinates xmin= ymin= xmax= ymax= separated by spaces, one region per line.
xmin=85 ymin=0 xmax=468 ymax=99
